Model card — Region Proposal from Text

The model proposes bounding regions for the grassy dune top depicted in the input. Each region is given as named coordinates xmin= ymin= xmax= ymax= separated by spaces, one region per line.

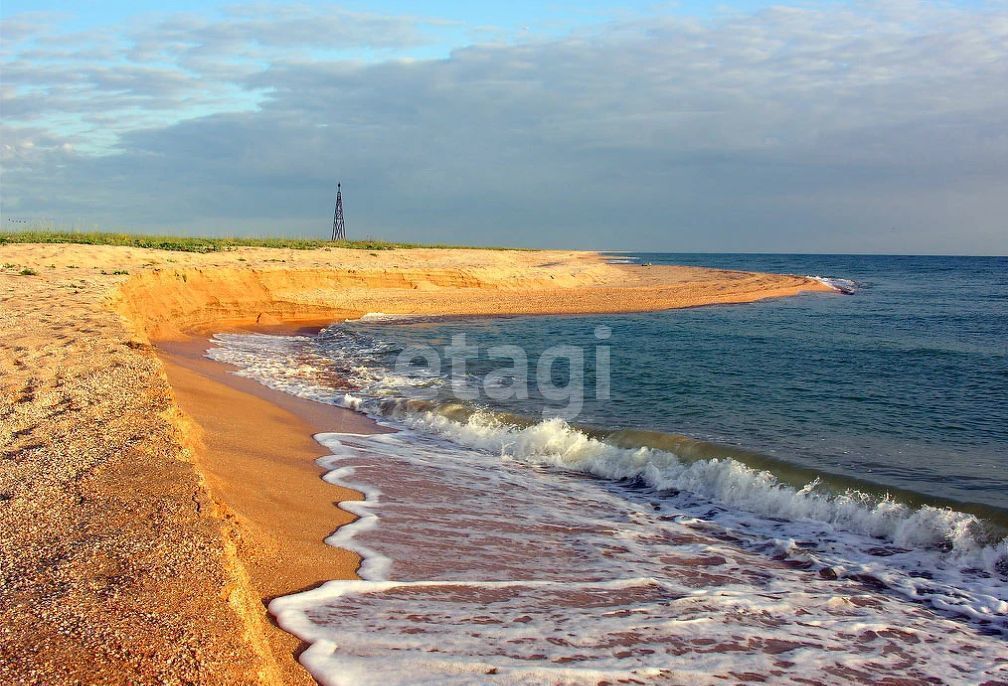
xmin=0 ymin=229 xmax=521 ymax=253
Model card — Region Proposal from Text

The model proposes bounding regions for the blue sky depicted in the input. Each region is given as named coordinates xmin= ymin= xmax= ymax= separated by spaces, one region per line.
xmin=0 ymin=1 xmax=785 ymax=28
xmin=2 ymin=1 xmax=1006 ymax=253
xmin=0 ymin=1 xmax=789 ymax=62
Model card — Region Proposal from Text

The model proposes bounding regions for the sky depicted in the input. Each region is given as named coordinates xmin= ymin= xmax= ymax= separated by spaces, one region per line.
xmin=1 ymin=1 xmax=1006 ymax=253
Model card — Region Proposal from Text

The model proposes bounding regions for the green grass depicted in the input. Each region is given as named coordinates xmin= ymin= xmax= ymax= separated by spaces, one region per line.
xmin=0 ymin=230 xmax=524 ymax=253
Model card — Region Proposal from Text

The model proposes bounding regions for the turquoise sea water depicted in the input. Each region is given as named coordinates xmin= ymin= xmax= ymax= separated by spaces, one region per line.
xmin=208 ymin=254 xmax=1008 ymax=683
xmin=348 ymin=253 xmax=1008 ymax=514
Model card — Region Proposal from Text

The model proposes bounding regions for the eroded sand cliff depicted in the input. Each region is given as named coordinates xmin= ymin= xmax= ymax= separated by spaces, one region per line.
xmin=1 ymin=243 xmax=831 ymax=684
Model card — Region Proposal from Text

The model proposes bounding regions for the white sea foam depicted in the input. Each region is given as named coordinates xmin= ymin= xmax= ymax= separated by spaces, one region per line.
xmin=268 ymin=427 xmax=1007 ymax=685
xmin=392 ymin=409 xmax=1007 ymax=619
xmin=808 ymin=275 xmax=859 ymax=294
xmin=274 ymin=578 xmax=1008 ymax=686
xmin=208 ymin=332 xmax=1007 ymax=612
xmin=209 ymin=330 xmax=1008 ymax=684
xmin=348 ymin=312 xmax=443 ymax=323
xmin=402 ymin=410 xmax=998 ymax=550
xmin=315 ymin=435 xmax=394 ymax=582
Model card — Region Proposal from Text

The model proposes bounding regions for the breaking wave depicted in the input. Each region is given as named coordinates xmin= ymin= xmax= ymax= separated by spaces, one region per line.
xmin=208 ymin=329 xmax=1007 ymax=632
xmin=808 ymin=275 xmax=859 ymax=294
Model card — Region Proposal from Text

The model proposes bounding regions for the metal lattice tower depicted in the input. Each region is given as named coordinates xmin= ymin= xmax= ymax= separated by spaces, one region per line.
xmin=331 ymin=182 xmax=346 ymax=241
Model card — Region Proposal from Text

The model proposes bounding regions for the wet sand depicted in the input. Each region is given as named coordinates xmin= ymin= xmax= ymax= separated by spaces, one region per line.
xmin=156 ymin=329 xmax=387 ymax=686
xmin=0 ymin=242 xmax=833 ymax=684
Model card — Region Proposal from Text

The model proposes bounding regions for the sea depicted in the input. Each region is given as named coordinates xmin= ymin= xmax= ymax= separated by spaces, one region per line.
xmin=207 ymin=254 xmax=1007 ymax=685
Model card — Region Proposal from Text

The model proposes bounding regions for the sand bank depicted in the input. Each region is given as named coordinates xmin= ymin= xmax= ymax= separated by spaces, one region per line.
xmin=157 ymin=331 xmax=388 ymax=686
xmin=0 ymin=242 xmax=832 ymax=684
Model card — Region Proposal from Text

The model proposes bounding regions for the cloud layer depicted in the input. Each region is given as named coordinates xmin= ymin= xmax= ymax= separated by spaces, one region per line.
xmin=2 ymin=2 xmax=1007 ymax=252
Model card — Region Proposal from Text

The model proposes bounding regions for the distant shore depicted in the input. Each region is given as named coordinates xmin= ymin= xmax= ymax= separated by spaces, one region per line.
xmin=0 ymin=242 xmax=832 ymax=684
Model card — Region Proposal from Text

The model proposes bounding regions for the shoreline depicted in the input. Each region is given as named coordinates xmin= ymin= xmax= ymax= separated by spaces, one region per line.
xmin=1 ymin=242 xmax=833 ymax=684
xmin=155 ymin=328 xmax=389 ymax=685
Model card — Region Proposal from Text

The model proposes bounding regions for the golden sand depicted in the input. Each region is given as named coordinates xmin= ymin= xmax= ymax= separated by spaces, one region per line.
xmin=157 ymin=333 xmax=388 ymax=686
xmin=0 ymin=243 xmax=832 ymax=684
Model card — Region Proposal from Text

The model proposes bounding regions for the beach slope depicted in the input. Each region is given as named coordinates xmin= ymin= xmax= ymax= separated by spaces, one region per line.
xmin=0 ymin=243 xmax=831 ymax=684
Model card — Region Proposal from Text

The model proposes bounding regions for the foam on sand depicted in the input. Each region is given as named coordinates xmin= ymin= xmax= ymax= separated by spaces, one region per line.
xmin=207 ymin=327 xmax=1007 ymax=684
xmin=208 ymin=330 xmax=1008 ymax=625
xmin=269 ymin=428 xmax=1007 ymax=685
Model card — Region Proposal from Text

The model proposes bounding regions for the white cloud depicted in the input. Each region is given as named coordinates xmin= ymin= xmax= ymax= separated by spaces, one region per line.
xmin=1 ymin=1 xmax=1006 ymax=253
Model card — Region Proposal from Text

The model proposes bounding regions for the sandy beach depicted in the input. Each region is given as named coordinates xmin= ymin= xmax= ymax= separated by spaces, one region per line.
xmin=1 ymin=243 xmax=831 ymax=684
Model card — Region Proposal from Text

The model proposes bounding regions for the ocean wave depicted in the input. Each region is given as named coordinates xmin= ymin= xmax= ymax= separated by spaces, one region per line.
xmin=381 ymin=407 xmax=1008 ymax=626
xmin=206 ymin=330 xmax=1006 ymax=559
xmin=273 ymin=427 xmax=1007 ymax=684
xmin=208 ymin=329 xmax=1008 ymax=630
xmin=808 ymin=275 xmax=859 ymax=294
xmin=396 ymin=408 xmax=1004 ymax=559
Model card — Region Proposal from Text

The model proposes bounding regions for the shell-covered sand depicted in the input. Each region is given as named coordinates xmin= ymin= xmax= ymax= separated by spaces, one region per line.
xmin=0 ymin=243 xmax=831 ymax=684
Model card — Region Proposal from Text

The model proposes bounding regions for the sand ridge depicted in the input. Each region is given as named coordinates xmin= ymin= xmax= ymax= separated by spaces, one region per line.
xmin=106 ymin=245 xmax=827 ymax=338
xmin=1 ymin=242 xmax=833 ymax=685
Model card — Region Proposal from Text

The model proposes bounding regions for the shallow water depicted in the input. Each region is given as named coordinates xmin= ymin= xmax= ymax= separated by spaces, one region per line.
xmin=343 ymin=253 xmax=1008 ymax=511
xmin=269 ymin=428 xmax=1006 ymax=684
xmin=207 ymin=254 xmax=1008 ymax=684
